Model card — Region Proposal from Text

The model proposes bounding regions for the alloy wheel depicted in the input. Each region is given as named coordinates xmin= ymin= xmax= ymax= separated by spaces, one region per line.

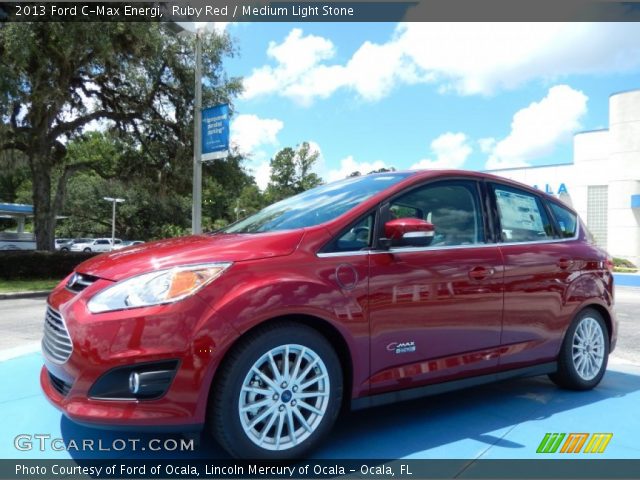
xmin=572 ymin=316 xmax=605 ymax=381
xmin=238 ymin=344 xmax=330 ymax=451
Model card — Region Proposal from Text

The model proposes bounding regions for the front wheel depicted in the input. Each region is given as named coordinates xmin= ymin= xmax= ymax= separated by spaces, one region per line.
xmin=209 ymin=322 xmax=343 ymax=459
xmin=83 ymin=247 xmax=91 ymax=252
xmin=549 ymin=308 xmax=609 ymax=390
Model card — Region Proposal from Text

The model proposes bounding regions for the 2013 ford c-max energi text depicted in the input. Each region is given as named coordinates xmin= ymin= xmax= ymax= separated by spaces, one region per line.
xmin=41 ymin=170 xmax=617 ymax=459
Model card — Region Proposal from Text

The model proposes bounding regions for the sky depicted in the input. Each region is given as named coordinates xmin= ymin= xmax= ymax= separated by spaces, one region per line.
xmin=215 ymin=22 xmax=640 ymax=189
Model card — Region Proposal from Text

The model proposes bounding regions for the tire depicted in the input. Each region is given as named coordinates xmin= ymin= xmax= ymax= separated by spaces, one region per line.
xmin=61 ymin=247 xmax=69 ymax=252
xmin=83 ymin=247 xmax=91 ymax=252
xmin=549 ymin=308 xmax=609 ymax=390
xmin=209 ymin=322 xmax=343 ymax=459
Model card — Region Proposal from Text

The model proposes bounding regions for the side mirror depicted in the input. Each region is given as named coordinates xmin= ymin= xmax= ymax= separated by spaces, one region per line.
xmin=382 ymin=218 xmax=435 ymax=247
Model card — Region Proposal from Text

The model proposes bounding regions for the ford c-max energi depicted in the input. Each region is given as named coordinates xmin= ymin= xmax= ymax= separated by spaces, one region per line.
xmin=41 ymin=170 xmax=617 ymax=459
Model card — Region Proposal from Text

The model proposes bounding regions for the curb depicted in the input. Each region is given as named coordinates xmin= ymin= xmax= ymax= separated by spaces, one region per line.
xmin=0 ymin=290 xmax=50 ymax=300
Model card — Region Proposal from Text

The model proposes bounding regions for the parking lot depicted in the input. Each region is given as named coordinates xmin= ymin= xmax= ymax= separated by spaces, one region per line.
xmin=1 ymin=289 xmax=639 ymax=462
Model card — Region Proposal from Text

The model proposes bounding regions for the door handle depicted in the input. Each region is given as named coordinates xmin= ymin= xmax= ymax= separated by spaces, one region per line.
xmin=557 ymin=258 xmax=573 ymax=269
xmin=469 ymin=266 xmax=495 ymax=280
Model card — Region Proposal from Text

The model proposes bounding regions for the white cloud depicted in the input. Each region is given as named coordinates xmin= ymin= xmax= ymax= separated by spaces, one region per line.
xmin=326 ymin=156 xmax=391 ymax=182
xmin=242 ymin=23 xmax=640 ymax=103
xmin=410 ymin=132 xmax=472 ymax=170
xmin=176 ymin=22 xmax=229 ymax=34
xmin=230 ymin=114 xmax=283 ymax=154
xmin=242 ymin=29 xmax=336 ymax=104
xmin=484 ymin=85 xmax=588 ymax=169
xmin=250 ymin=161 xmax=272 ymax=191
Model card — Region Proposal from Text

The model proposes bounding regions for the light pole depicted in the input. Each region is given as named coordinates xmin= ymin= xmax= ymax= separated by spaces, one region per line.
xmin=103 ymin=197 xmax=125 ymax=246
xmin=169 ymin=22 xmax=209 ymax=235
xmin=192 ymin=27 xmax=203 ymax=234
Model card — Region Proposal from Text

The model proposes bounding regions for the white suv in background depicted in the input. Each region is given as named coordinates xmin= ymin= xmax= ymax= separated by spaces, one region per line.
xmin=70 ymin=238 xmax=121 ymax=253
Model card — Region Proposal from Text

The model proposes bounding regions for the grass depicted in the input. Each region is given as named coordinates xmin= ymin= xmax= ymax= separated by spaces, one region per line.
xmin=0 ymin=278 xmax=60 ymax=293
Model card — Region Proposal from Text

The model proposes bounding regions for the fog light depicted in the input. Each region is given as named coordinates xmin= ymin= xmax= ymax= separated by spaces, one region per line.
xmin=129 ymin=372 xmax=140 ymax=394
xmin=127 ymin=370 xmax=175 ymax=397
xmin=88 ymin=360 xmax=179 ymax=400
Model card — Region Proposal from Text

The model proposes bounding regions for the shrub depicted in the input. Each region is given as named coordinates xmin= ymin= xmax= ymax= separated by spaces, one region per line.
xmin=0 ymin=251 xmax=98 ymax=280
xmin=613 ymin=257 xmax=638 ymax=273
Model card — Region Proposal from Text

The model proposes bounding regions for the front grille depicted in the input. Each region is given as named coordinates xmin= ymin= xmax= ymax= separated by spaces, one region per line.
xmin=66 ymin=272 xmax=98 ymax=293
xmin=48 ymin=372 xmax=73 ymax=396
xmin=42 ymin=307 xmax=73 ymax=364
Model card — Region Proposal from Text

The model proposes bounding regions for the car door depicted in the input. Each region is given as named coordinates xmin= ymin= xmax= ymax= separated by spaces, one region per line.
xmin=368 ymin=179 xmax=504 ymax=395
xmin=489 ymin=183 xmax=580 ymax=368
xmin=94 ymin=239 xmax=111 ymax=252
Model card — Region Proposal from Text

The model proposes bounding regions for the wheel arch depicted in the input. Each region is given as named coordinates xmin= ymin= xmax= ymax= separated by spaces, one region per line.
xmin=583 ymin=303 xmax=614 ymax=347
xmin=207 ymin=313 xmax=355 ymax=414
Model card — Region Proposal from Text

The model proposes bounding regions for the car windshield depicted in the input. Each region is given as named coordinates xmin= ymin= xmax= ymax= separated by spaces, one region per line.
xmin=223 ymin=173 xmax=414 ymax=234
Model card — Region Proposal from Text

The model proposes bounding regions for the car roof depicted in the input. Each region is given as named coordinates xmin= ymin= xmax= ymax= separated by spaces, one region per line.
xmin=390 ymin=169 xmax=577 ymax=214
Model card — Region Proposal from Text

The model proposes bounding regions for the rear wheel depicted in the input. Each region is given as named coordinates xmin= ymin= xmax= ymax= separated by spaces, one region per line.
xmin=210 ymin=322 xmax=343 ymax=459
xmin=549 ymin=308 xmax=609 ymax=390
xmin=83 ymin=247 xmax=91 ymax=252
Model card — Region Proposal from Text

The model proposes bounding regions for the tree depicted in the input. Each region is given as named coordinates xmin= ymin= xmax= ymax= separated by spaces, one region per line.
xmin=0 ymin=145 xmax=29 ymax=204
xmin=265 ymin=142 xmax=323 ymax=203
xmin=347 ymin=167 xmax=396 ymax=178
xmin=0 ymin=23 xmax=242 ymax=249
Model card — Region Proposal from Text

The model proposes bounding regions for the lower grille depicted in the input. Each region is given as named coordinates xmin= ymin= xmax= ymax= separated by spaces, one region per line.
xmin=48 ymin=372 xmax=73 ymax=396
xmin=42 ymin=306 xmax=73 ymax=364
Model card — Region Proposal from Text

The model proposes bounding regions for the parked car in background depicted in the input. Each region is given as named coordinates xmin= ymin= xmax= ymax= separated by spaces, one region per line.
xmin=41 ymin=170 xmax=617 ymax=460
xmin=112 ymin=240 xmax=144 ymax=250
xmin=54 ymin=239 xmax=71 ymax=251
xmin=70 ymin=238 xmax=121 ymax=253
xmin=57 ymin=238 xmax=93 ymax=252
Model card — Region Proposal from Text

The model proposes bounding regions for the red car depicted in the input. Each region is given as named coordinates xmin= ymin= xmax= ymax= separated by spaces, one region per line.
xmin=41 ymin=170 xmax=617 ymax=459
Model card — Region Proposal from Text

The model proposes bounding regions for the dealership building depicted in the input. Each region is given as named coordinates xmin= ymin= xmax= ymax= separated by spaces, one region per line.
xmin=489 ymin=89 xmax=640 ymax=267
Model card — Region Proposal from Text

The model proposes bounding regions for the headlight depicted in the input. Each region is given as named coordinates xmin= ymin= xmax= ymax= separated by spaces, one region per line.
xmin=87 ymin=262 xmax=231 ymax=313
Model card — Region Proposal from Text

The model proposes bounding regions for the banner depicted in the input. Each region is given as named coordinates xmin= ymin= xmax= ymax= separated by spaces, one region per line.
xmin=201 ymin=104 xmax=229 ymax=162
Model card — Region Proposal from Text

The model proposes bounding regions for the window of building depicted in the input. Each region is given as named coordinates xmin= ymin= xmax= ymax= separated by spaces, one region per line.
xmin=587 ymin=185 xmax=608 ymax=249
xmin=548 ymin=202 xmax=578 ymax=238
xmin=493 ymin=185 xmax=554 ymax=242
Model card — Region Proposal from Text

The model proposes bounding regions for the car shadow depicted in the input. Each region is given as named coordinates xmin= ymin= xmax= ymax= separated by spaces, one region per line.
xmin=60 ymin=369 xmax=639 ymax=460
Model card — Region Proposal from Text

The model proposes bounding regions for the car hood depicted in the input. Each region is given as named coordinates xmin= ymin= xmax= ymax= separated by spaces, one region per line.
xmin=75 ymin=231 xmax=304 ymax=281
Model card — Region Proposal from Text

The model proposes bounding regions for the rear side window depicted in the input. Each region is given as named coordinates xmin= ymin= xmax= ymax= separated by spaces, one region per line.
xmin=548 ymin=202 xmax=578 ymax=238
xmin=493 ymin=185 xmax=554 ymax=242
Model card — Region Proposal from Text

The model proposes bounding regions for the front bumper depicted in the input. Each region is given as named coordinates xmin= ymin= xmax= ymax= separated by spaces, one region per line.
xmin=40 ymin=280 xmax=237 ymax=429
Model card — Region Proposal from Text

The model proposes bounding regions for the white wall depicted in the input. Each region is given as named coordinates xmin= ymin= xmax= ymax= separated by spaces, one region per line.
xmin=487 ymin=90 xmax=640 ymax=266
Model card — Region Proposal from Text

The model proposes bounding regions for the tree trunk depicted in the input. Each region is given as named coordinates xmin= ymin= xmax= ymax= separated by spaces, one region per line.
xmin=30 ymin=156 xmax=56 ymax=251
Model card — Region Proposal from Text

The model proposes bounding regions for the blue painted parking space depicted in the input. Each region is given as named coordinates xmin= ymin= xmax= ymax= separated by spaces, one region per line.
xmin=614 ymin=273 xmax=640 ymax=287
xmin=1 ymin=353 xmax=639 ymax=461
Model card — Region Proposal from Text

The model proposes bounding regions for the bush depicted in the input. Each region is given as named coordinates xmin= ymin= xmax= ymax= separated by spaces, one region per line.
xmin=0 ymin=251 xmax=98 ymax=280
xmin=613 ymin=257 xmax=638 ymax=273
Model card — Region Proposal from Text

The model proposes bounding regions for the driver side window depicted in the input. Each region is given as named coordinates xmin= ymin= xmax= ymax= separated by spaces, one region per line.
xmin=389 ymin=181 xmax=485 ymax=248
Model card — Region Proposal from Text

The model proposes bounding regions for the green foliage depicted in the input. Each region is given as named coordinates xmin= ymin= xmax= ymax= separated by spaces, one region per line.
xmin=265 ymin=142 xmax=323 ymax=203
xmin=0 ymin=22 xmax=242 ymax=249
xmin=613 ymin=257 xmax=638 ymax=272
xmin=347 ymin=167 xmax=396 ymax=178
xmin=0 ymin=145 xmax=29 ymax=203
xmin=0 ymin=251 xmax=97 ymax=280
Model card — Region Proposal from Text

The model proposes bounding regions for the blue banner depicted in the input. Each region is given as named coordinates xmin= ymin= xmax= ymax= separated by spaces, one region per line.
xmin=201 ymin=104 xmax=229 ymax=161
